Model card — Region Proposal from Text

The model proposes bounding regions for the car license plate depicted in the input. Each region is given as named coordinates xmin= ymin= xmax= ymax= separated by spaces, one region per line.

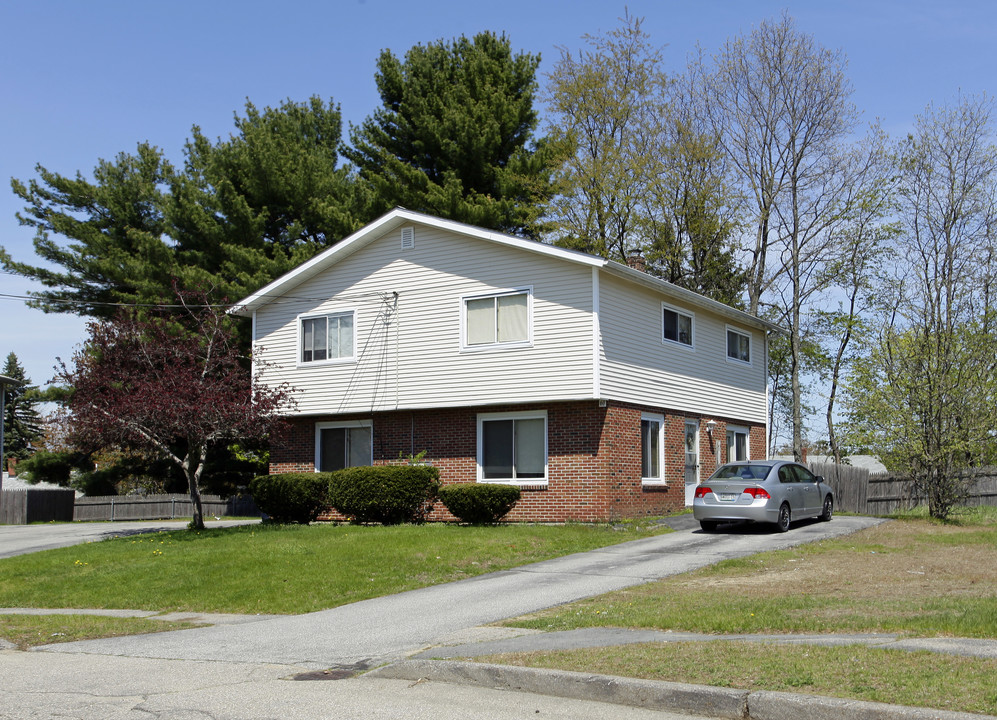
xmin=719 ymin=492 xmax=738 ymax=501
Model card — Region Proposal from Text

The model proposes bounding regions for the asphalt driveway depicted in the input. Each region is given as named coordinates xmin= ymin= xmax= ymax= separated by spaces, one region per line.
xmin=36 ymin=515 xmax=883 ymax=668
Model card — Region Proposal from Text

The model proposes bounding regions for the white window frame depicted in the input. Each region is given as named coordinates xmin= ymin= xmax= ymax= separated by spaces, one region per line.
xmin=476 ymin=409 xmax=548 ymax=484
xmin=460 ymin=287 xmax=533 ymax=352
xmin=726 ymin=325 xmax=752 ymax=366
xmin=314 ymin=419 xmax=372 ymax=472
xmin=661 ymin=303 xmax=695 ymax=350
xmin=297 ymin=308 xmax=357 ymax=367
xmin=641 ymin=412 xmax=666 ymax=485
xmin=726 ymin=425 xmax=750 ymax=462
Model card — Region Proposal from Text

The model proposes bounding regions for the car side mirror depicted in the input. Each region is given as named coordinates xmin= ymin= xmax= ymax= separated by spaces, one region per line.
xmin=815 ymin=475 xmax=824 ymax=484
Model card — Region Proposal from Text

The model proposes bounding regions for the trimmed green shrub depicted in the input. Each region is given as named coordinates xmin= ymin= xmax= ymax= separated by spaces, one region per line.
xmin=328 ymin=465 xmax=440 ymax=525
xmin=439 ymin=483 xmax=521 ymax=524
xmin=249 ymin=473 xmax=332 ymax=524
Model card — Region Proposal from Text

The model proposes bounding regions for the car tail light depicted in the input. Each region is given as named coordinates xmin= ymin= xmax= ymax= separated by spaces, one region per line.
xmin=744 ymin=487 xmax=771 ymax=499
xmin=694 ymin=486 xmax=712 ymax=498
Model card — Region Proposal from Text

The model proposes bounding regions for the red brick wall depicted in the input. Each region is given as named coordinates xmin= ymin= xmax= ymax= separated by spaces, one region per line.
xmin=269 ymin=401 xmax=766 ymax=523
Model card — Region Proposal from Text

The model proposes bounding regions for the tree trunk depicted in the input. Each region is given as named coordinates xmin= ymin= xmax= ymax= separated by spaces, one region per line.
xmin=183 ymin=442 xmax=207 ymax=530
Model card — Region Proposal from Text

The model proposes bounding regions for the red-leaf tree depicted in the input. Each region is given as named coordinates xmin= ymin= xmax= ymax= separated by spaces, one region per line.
xmin=58 ymin=292 xmax=296 ymax=529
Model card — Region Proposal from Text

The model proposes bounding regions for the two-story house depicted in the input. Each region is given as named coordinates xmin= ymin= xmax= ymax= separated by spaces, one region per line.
xmin=232 ymin=209 xmax=781 ymax=522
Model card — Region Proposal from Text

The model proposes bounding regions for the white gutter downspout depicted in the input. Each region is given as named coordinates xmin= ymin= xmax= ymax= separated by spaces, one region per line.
xmin=592 ymin=267 xmax=601 ymax=401
xmin=765 ymin=330 xmax=771 ymax=459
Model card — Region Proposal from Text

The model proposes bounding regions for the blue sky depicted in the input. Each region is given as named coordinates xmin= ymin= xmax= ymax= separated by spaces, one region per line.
xmin=2 ymin=0 xmax=996 ymax=389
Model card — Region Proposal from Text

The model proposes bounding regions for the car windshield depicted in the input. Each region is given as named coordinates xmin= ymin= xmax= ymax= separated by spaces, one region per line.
xmin=711 ymin=464 xmax=771 ymax=481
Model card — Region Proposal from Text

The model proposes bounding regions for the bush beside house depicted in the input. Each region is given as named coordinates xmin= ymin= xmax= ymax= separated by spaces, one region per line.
xmin=439 ymin=483 xmax=521 ymax=524
xmin=249 ymin=473 xmax=331 ymax=524
xmin=328 ymin=465 xmax=441 ymax=525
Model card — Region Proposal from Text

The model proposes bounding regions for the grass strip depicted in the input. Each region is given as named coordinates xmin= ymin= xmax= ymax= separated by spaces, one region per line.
xmin=477 ymin=641 xmax=997 ymax=716
xmin=0 ymin=520 xmax=666 ymax=615
xmin=0 ymin=614 xmax=199 ymax=650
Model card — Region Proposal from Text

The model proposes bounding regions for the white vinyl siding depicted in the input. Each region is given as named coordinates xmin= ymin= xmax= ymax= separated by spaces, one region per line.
xmin=597 ymin=274 xmax=768 ymax=424
xmin=253 ymin=227 xmax=593 ymax=415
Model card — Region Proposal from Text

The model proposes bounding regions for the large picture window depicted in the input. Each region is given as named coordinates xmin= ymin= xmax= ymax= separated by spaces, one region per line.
xmin=662 ymin=305 xmax=693 ymax=347
xmin=464 ymin=290 xmax=531 ymax=348
xmin=641 ymin=413 xmax=665 ymax=483
xmin=477 ymin=411 xmax=546 ymax=482
xmin=315 ymin=420 xmax=371 ymax=471
xmin=300 ymin=311 xmax=355 ymax=364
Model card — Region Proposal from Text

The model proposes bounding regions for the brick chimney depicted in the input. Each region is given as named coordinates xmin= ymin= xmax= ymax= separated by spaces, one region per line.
xmin=626 ymin=248 xmax=646 ymax=272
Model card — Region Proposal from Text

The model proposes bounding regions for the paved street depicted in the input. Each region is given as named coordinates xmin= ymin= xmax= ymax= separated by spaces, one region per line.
xmin=0 ymin=651 xmax=709 ymax=720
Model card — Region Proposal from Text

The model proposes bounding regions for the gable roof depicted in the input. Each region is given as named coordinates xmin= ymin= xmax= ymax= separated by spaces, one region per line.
xmin=231 ymin=208 xmax=784 ymax=334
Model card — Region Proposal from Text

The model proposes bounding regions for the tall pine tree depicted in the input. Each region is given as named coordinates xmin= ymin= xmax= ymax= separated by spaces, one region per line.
xmin=2 ymin=352 xmax=43 ymax=461
xmin=2 ymin=98 xmax=363 ymax=315
xmin=347 ymin=32 xmax=553 ymax=237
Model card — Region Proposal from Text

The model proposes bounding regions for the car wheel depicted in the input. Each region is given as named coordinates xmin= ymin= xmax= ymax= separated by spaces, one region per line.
xmin=700 ymin=520 xmax=718 ymax=532
xmin=820 ymin=496 xmax=833 ymax=522
xmin=776 ymin=503 xmax=791 ymax=533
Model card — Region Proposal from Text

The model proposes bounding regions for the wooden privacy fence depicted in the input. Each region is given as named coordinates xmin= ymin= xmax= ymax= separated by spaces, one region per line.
xmin=808 ymin=462 xmax=997 ymax=515
xmin=1 ymin=488 xmax=76 ymax=524
xmin=73 ymin=494 xmax=259 ymax=522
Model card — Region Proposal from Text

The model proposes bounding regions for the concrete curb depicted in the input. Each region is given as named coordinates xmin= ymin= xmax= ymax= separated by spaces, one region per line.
xmin=369 ymin=659 xmax=996 ymax=720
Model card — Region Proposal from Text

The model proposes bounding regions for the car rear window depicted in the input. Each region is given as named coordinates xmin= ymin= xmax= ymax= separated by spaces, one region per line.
xmin=713 ymin=464 xmax=771 ymax=481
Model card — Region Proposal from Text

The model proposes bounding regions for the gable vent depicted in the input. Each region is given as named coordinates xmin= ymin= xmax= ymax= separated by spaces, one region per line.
xmin=400 ymin=227 xmax=415 ymax=250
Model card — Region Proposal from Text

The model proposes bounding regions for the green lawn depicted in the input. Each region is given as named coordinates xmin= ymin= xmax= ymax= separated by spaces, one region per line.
xmin=0 ymin=520 xmax=666 ymax=615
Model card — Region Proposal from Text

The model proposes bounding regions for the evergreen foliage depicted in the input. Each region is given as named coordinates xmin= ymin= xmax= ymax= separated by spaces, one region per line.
xmin=2 ymin=352 xmax=43 ymax=460
xmin=2 ymin=98 xmax=362 ymax=315
xmin=348 ymin=32 xmax=552 ymax=237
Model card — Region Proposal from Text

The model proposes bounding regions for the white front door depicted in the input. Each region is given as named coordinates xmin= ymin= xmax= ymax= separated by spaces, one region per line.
xmin=684 ymin=421 xmax=699 ymax=505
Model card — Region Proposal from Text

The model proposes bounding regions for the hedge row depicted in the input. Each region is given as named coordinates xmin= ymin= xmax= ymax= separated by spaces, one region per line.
xmin=249 ymin=468 xmax=520 ymax=525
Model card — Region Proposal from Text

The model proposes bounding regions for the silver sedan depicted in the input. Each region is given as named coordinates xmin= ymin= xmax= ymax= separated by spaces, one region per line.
xmin=692 ymin=460 xmax=834 ymax=533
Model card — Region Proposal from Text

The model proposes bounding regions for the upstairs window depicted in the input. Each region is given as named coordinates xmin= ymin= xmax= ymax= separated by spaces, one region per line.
xmin=464 ymin=290 xmax=531 ymax=349
xmin=727 ymin=327 xmax=751 ymax=364
xmin=300 ymin=311 xmax=355 ymax=364
xmin=662 ymin=305 xmax=694 ymax=347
